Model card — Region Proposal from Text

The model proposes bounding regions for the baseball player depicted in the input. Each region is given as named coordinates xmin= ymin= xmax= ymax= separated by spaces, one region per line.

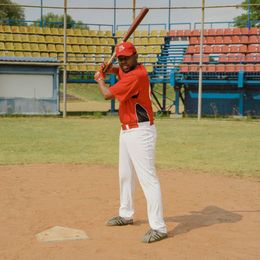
xmin=94 ymin=42 xmax=167 ymax=243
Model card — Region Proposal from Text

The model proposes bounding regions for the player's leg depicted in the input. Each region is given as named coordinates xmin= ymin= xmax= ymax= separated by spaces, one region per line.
xmin=118 ymin=130 xmax=136 ymax=220
xmin=126 ymin=125 xmax=167 ymax=234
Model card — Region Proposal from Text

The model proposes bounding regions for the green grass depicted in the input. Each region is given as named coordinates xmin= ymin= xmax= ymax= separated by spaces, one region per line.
xmin=0 ymin=117 xmax=259 ymax=177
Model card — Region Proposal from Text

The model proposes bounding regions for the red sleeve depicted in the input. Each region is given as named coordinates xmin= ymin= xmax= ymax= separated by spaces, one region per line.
xmin=109 ymin=73 xmax=139 ymax=102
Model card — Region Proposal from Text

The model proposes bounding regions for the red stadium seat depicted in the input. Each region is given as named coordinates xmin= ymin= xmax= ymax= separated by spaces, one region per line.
xmin=232 ymin=28 xmax=242 ymax=35
xmin=240 ymin=28 xmax=249 ymax=35
xmin=240 ymin=36 xmax=249 ymax=44
xmin=179 ymin=64 xmax=189 ymax=72
xmin=223 ymin=36 xmax=232 ymax=44
xmin=247 ymin=44 xmax=259 ymax=53
xmin=168 ymin=30 xmax=177 ymax=37
xmin=249 ymin=27 xmax=258 ymax=35
xmin=190 ymin=37 xmax=199 ymax=44
xmin=191 ymin=29 xmax=200 ymax=36
xmin=230 ymin=45 xmax=240 ymax=52
xmin=193 ymin=54 xmax=209 ymax=62
xmin=206 ymin=28 xmax=216 ymax=36
xmin=204 ymin=45 xmax=212 ymax=54
xmin=225 ymin=64 xmax=236 ymax=72
xmin=204 ymin=36 xmax=215 ymax=44
xmin=216 ymin=28 xmax=224 ymax=35
xmin=194 ymin=45 xmax=201 ymax=53
xmin=190 ymin=64 xmax=199 ymax=72
xmin=244 ymin=64 xmax=255 ymax=72
xmin=215 ymin=64 xmax=226 ymax=72
xmin=255 ymin=54 xmax=260 ymax=62
xmin=212 ymin=45 xmax=223 ymax=53
xmin=183 ymin=54 xmax=192 ymax=63
xmin=183 ymin=29 xmax=192 ymax=36
xmin=207 ymin=64 xmax=216 ymax=72
xmin=186 ymin=45 xmax=195 ymax=54
xmin=235 ymin=64 xmax=244 ymax=71
xmin=255 ymin=64 xmax=260 ymax=72
xmin=221 ymin=45 xmax=230 ymax=53
xmin=231 ymin=35 xmax=240 ymax=44
xmin=176 ymin=30 xmax=185 ymax=37
xmin=248 ymin=35 xmax=258 ymax=44
xmin=245 ymin=53 xmax=256 ymax=62
xmin=239 ymin=45 xmax=247 ymax=53
xmin=223 ymin=28 xmax=233 ymax=35
xmin=219 ymin=54 xmax=228 ymax=62
xmin=215 ymin=36 xmax=223 ymax=44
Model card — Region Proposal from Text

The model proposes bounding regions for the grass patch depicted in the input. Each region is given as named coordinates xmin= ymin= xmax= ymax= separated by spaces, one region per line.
xmin=0 ymin=117 xmax=259 ymax=178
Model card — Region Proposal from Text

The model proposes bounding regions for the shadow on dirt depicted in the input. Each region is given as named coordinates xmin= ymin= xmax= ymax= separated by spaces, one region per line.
xmin=165 ymin=205 xmax=242 ymax=237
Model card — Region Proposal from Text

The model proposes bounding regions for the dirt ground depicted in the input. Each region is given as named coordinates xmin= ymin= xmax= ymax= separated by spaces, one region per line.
xmin=0 ymin=164 xmax=259 ymax=260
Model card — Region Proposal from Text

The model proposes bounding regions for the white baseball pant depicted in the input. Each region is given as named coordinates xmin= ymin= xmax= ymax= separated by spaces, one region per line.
xmin=118 ymin=122 xmax=167 ymax=233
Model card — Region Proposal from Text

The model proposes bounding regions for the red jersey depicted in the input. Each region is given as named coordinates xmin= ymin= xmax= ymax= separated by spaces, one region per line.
xmin=109 ymin=64 xmax=154 ymax=126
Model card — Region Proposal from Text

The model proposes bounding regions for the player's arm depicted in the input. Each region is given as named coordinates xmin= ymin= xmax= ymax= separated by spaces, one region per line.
xmin=94 ymin=71 xmax=114 ymax=100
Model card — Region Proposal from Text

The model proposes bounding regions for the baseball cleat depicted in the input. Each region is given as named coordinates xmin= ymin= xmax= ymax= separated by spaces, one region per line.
xmin=142 ymin=229 xmax=168 ymax=243
xmin=106 ymin=216 xmax=134 ymax=226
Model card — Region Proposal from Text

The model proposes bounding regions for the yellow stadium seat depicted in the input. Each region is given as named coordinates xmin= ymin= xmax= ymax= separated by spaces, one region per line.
xmin=134 ymin=38 xmax=141 ymax=45
xmin=104 ymin=31 xmax=113 ymax=37
xmin=27 ymin=26 xmax=36 ymax=34
xmin=3 ymin=25 xmax=11 ymax=33
xmin=6 ymin=42 xmax=15 ymax=50
xmin=145 ymin=64 xmax=154 ymax=73
xmin=19 ymin=26 xmax=27 ymax=33
xmin=156 ymin=37 xmax=164 ymax=44
xmin=77 ymin=37 xmax=84 ymax=45
xmin=103 ymin=46 xmax=111 ymax=54
xmin=67 ymin=29 xmax=74 ymax=36
xmin=108 ymin=38 xmax=115 ymax=45
xmin=67 ymin=64 xmax=78 ymax=71
xmin=153 ymin=46 xmax=161 ymax=54
xmin=86 ymin=56 xmax=95 ymax=62
xmin=35 ymin=27 xmax=43 ymax=34
xmin=116 ymin=31 xmax=125 ymax=37
xmin=141 ymin=38 xmax=149 ymax=45
xmin=11 ymin=26 xmax=20 ymax=33
xmin=0 ymin=51 xmax=5 ymax=56
xmin=68 ymin=37 xmax=77 ymax=44
xmin=85 ymin=38 xmax=93 ymax=44
xmin=96 ymin=46 xmax=103 ymax=53
xmin=4 ymin=34 xmax=13 ymax=41
xmin=92 ymin=38 xmax=100 ymax=45
xmin=0 ymin=34 xmax=4 ymax=41
xmin=144 ymin=46 xmax=154 ymax=54
xmin=29 ymin=35 xmax=37 ymax=42
xmin=45 ymin=35 xmax=54 ymax=43
xmin=49 ymin=52 xmax=58 ymax=59
xmin=37 ymin=35 xmax=46 ymax=43
xmin=32 ymin=52 xmax=41 ymax=57
xmin=40 ymin=52 xmax=49 ymax=57
xmin=5 ymin=51 xmax=15 ymax=56
xmin=53 ymin=36 xmax=62 ymax=43
xmin=96 ymin=55 xmax=104 ymax=63
xmin=30 ymin=44 xmax=39 ymax=51
xmin=56 ymin=44 xmax=64 ymax=52
xmin=22 ymin=43 xmax=31 ymax=51
xmin=47 ymin=44 xmax=56 ymax=52
xmin=159 ymin=30 xmax=167 ymax=37
xmin=78 ymin=64 xmax=87 ymax=71
xmin=75 ymin=54 xmax=84 ymax=62
xmin=15 ymin=51 xmax=24 ymax=56
xmin=136 ymin=46 xmax=145 ymax=54
xmin=22 ymin=51 xmax=31 ymax=57
xmin=86 ymin=64 xmax=96 ymax=71
xmin=150 ymin=30 xmax=159 ymax=37
xmin=72 ymin=45 xmax=81 ymax=53
xmin=81 ymin=29 xmax=89 ymax=37
xmin=88 ymin=46 xmax=96 ymax=53
xmin=21 ymin=35 xmax=30 ymax=42
xmin=42 ymin=27 xmax=51 ymax=34
xmin=73 ymin=29 xmax=82 ymax=36
xmin=38 ymin=43 xmax=47 ymax=51
xmin=89 ymin=30 xmax=98 ymax=36
xmin=0 ymin=42 xmax=5 ymax=50
xmin=13 ymin=34 xmax=22 ymax=42
xmin=50 ymin=28 xmax=59 ymax=35
xmin=100 ymin=38 xmax=108 ymax=45
xmin=14 ymin=43 xmax=23 ymax=51
xmin=79 ymin=45 xmax=88 ymax=53
xmin=148 ymin=37 xmax=157 ymax=45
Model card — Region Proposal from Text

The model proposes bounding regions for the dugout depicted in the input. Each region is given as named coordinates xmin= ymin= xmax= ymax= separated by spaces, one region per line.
xmin=0 ymin=56 xmax=59 ymax=115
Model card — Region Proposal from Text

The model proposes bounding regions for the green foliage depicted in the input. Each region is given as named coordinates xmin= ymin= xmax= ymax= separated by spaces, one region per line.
xmin=34 ymin=12 xmax=88 ymax=29
xmin=0 ymin=0 xmax=25 ymax=25
xmin=234 ymin=0 xmax=260 ymax=27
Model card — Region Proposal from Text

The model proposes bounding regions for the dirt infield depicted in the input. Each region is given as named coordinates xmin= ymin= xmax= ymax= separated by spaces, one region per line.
xmin=0 ymin=164 xmax=259 ymax=260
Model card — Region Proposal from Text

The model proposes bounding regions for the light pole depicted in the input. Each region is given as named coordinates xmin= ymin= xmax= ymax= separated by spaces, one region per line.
xmin=168 ymin=0 xmax=171 ymax=30
xmin=40 ymin=0 xmax=43 ymax=27
xmin=247 ymin=0 xmax=251 ymax=29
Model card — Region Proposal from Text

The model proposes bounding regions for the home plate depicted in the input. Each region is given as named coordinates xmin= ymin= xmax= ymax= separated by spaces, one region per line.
xmin=36 ymin=226 xmax=89 ymax=243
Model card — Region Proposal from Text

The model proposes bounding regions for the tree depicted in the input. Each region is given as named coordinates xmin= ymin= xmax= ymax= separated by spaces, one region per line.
xmin=0 ymin=0 xmax=25 ymax=25
xmin=234 ymin=0 xmax=260 ymax=27
xmin=35 ymin=13 xmax=88 ymax=29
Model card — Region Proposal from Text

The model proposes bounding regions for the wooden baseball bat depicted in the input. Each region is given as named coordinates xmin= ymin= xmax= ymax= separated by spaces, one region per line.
xmin=102 ymin=7 xmax=149 ymax=72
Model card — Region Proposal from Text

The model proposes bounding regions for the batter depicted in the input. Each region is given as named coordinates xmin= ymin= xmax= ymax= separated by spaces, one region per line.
xmin=94 ymin=42 xmax=167 ymax=243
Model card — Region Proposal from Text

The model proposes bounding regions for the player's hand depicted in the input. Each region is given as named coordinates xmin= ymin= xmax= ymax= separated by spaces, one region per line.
xmin=101 ymin=62 xmax=112 ymax=73
xmin=94 ymin=70 xmax=105 ymax=82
